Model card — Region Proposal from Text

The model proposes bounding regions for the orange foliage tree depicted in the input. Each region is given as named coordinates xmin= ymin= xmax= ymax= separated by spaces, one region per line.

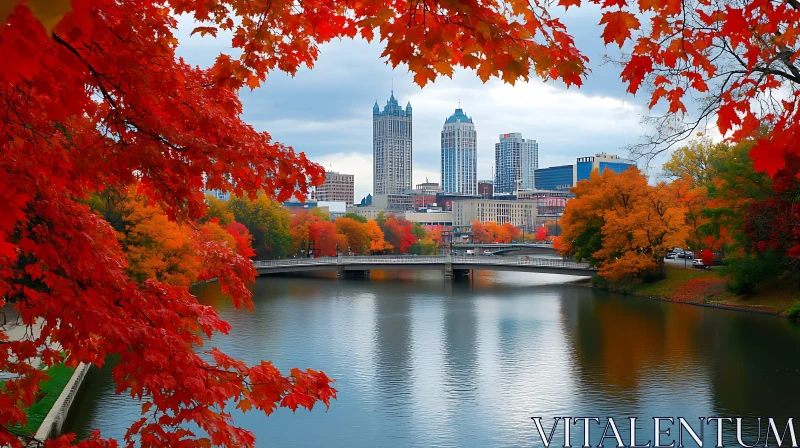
xmin=471 ymin=221 xmax=516 ymax=243
xmin=114 ymin=190 xmax=202 ymax=286
xmin=428 ymin=229 xmax=444 ymax=248
xmin=335 ymin=217 xmax=371 ymax=254
xmin=501 ymin=223 xmax=521 ymax=241
xmin=559 ymin=169 xmax=690 ymax=281
xmin=365 ymin=220 xmax=393 ymax=254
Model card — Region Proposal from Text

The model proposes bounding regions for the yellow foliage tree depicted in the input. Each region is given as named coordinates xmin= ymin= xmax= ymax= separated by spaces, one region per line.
xmin=662 ymin=140 xmax=728 ymax=187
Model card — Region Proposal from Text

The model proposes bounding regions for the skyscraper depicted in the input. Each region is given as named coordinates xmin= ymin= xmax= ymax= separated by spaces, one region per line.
xmin=494 ymin=133 xmax=539 ymax=194
xmin=441 ymin=108 xmax=477 ymax=195
xmin=373 ymin=92 xmax=412 ymax=195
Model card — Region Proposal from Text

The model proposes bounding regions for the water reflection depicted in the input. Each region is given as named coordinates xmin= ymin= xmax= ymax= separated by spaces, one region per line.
xmin=62 ymin=271 xmax=800 ymax=447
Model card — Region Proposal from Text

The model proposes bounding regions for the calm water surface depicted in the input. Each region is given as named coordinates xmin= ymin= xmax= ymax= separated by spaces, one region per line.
xmin=63 ymin=271 xmax=800 ymax=447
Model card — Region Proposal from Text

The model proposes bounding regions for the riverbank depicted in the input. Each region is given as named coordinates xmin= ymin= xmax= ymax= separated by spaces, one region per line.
xmin=590 ymin=266 xmax=800 ymax=317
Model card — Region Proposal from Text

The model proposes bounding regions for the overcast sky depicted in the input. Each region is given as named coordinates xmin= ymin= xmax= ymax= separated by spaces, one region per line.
xmin=177 ymin=8 xmax=679 ymax=201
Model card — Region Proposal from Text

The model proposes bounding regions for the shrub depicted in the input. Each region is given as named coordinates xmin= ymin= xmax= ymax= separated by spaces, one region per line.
xmin=787 ymin=304 xmax=800 ymax=322
xmin=724 ymin=252 xmax=780 ymax=295
xmin=591 ymin=274 xmax=610 ymax=288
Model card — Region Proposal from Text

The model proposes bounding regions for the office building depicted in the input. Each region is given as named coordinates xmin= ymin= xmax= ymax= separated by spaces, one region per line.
xmin=452 ymin=198 xmax=536 ymax=230
xmin=371 ymin=194 xmax=414 ymax=212
xmin=402 ymin=211 xmax=453 ymax=231
xmin=494 ymin=133 xmax=538 ymax=194
xmin=534 ymin=153 xmax=637 ymax=191
xmin=533 ymin=165 xmax=575 ymax=191
xmin=345 ymin=205 xmax=382 ymax=221
xmin=441 ymin=108 xmax=477 ymax=194
xmin=415 ymin=181 xmax=441 ymax=192
xmin=316 ymin=171 xmax=354 ymax=205
xmin=477 ymin=180 xmax=494 ymax=199
xmin=373 ymin=92 xmax=413 ymax=195
xmin=575 ymin=153 xmax=636 ymax=182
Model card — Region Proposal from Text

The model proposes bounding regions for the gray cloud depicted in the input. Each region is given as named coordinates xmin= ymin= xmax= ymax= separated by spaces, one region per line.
xmin=175 ymin=13 xmax=661 ymax=201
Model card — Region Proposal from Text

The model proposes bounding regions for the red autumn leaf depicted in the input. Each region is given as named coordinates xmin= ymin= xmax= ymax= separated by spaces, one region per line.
xmin=599 ymin=10 xmax=640 ymax=47
xmin=620 ymin=54 xmax=653 ymax=94
xmin=716 ymin=102 xmax=741 ymax=135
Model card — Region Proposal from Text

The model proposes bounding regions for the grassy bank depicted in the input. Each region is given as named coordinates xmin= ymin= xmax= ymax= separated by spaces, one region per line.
xmin=1 ymin=363 xmax=75 ymax=436
xmin=23 ymin=363 xmax=75 ymax=434
xmin=593 ymin=266 xmax=800 ymax=316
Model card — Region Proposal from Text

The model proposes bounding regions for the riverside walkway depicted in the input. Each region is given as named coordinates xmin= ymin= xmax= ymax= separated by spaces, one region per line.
xmin=253 ymin=255 xmax=596 ymax=278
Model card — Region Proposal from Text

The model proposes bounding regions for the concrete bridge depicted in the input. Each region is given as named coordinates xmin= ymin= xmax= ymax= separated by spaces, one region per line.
xmin=253 ymin=255 xmax=596 ymax=279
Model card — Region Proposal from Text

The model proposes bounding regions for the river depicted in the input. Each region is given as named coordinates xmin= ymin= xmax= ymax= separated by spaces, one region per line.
xmin=63 ymin=270 xmax=800 ymax=447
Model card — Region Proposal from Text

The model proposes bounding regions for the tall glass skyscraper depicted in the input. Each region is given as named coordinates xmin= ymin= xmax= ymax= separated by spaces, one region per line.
xmin=494 ymin=133 xmax=538 ymax=193
xmin=373 ymin=92 xmax=412 ymax=195
xmin=441 ymin=108 xmax=477 ymax=195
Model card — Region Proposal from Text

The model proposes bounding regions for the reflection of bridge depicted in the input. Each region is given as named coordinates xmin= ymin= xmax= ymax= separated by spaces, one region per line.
xmin=253 ymin=255 xmax=596 ymax=279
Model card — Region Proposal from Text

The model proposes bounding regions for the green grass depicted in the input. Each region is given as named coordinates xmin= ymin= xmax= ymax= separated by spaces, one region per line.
xmin=22 ymin=363 xmax=75 ymax=433
xmin=613 ymin=266 xmax=720 ymax=297
xmin=599 ymin=265 xmax=800 ymax=314
xmin=0 ymin=363 xmax=76 ymax=435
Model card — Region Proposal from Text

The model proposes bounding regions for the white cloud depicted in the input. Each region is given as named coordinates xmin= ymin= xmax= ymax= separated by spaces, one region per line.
xmin=172 ymin=18 xmax=654 ymax=195
xmin=404 ymin=70 xmax=645 ymax=181
xmin=314 ymin=152 xmax=373 ymax=202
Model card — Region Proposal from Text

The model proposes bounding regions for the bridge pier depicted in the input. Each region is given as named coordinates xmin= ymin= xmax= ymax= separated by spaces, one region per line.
xmin=452 ymin=269 xmax=470 ymax=279
xmin=444 ymin=263 xmax=470 ymax=280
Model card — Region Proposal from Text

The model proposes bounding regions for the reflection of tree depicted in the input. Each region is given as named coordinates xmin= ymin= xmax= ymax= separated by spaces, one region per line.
xmin=562 ymin=290 xmax=800 ymax=443
xmin=561 ymin=291 xmax=705 ymax=402
xmin=193 ymin=281 xmax=231 ymax=310
xmin=699 ymin=314 xmax=800 ymax=422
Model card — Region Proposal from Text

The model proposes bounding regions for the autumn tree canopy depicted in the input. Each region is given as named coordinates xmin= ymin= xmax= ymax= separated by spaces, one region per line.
xmin=2 ymin=0 xmax=798 ymax=445
xmin=559 ymin=168 xmax=689 ymax=280
xmin=0 ymin=0 xmax=545 ymax=444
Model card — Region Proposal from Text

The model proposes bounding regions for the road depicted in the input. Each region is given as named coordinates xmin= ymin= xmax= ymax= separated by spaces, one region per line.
xmin=663 ymin=256 xmax=717 ymax=270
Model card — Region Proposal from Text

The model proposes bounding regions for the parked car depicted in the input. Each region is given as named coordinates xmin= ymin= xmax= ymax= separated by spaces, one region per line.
xmin=692 ymin=259 xmax=710 ymax=269
xmin=465 ymin=249 xmax=475 ymax=256
xmin=665 ymin=253 xmax=676 ymax=259
xmin=483 ymin=250 xmax=493 ymax=256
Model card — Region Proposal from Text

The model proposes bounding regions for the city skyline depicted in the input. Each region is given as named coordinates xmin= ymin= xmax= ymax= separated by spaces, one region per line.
xmin=172 ymin=26 xmax=669 ymax=202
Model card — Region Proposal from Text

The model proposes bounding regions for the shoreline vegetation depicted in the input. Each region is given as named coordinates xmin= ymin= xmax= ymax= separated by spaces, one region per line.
xmin=0 ymin=363 xmax=75 ymax=439
xmin=587 ymin=265 xmax=800 ymax=318
xmin=21 ymin=364 xmax=75 ymax=435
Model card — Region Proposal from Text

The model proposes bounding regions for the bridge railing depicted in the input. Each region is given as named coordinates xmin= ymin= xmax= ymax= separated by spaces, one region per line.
xmin=452 ymin=256 xmax=590 ymax=269
xmin=253 ymin=257 xmax=338 ymax=268
xmin=253 ymin=255 xmax=593 ymax=270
